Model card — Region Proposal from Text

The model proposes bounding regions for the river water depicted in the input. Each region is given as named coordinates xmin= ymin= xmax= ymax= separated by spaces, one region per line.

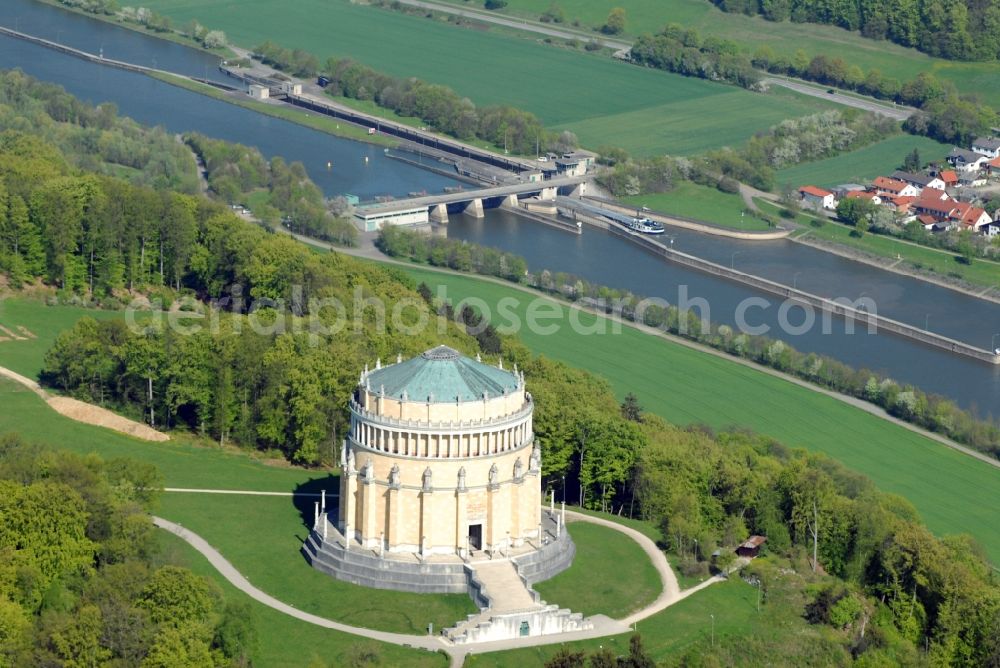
xmin=1 ymin=1 xmax=998 ymax=413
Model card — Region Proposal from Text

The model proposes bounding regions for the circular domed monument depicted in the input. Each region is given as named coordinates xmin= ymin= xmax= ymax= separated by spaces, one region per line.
xmin=303 ymin=346 xmax=583 ymax=642
xmin=341 ymin=344 xmax=540 ymax=556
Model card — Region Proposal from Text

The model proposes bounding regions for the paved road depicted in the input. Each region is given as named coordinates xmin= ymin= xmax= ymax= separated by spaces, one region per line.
xmin=392 ymin=0 xmax=911 ymax=120
xmin=152 ymin=507 xmax=717 ymax=666
xmin=762 ymin=77 xmax=914 ymax=121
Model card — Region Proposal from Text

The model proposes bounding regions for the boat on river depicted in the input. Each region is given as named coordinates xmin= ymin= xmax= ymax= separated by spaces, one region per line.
xmin=621 ymin=216 xmax=665 ymax=234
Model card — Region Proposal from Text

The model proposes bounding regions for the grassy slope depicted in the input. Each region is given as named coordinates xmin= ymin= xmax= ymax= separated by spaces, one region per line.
xmin=398 ymin=267 xmax=1000 ymax=564
xmin=0 ymin=298 xmax=139 ymax=378
xmin=436 ymin=0 xmax=1000 ymax=108
xmin=156 ymin=493 xmax=477 ymax=634
xmin=532 ymin=521 xmax=661 ymax=618
xmin=623 ymin=181 xmax=771 ymax=231
xmin=141 ymin=0 xmax=832 ymax=156
xmin=754 ymin=201 xmax=1000 ymax=289
xmin=0 ymin=378 xmax=320 ymax=492
xmin=158 ymin=532 xmax=448 ymax=668
xmin=775 ymin=135 xmax=953 ymax=189
xmin=467 ymin=577 xmax=761 ymax=667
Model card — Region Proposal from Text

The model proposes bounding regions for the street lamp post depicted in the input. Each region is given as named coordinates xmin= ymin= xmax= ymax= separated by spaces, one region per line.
xmin=793 ymin=272 xmax=801 ymax=289
xmin=710 ymin=614 xmax=715 ymax=648
xmin=925 ymin=313 xmax=931 ymax=331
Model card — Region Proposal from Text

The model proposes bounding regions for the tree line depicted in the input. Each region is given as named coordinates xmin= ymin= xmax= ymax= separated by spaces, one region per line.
xmin=319 ymin=57 xmax=575 ymax=155
xmin=713 ymin=0 xmax=1000 ymax=62
xmin=598 ymin=109 xmax=897 ymax=194
xmin=626 ymin=22 xmax=997 ymax=147
xmin=376 ymin=225 xmax=528 ymax=282
xmin=0 ymin=435 xmax=257 ymax=666
xmin=184 ymin=133 xmax=356 ymax=245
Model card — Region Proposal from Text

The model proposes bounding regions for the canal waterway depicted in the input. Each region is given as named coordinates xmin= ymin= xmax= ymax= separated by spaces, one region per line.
xmin=445 ymin=211 xmax=1000 ymax=413
xmin=1 ymin=2 xmax=998 ymax=413
xmin=0 ymin=25 xmax=462 ymax=199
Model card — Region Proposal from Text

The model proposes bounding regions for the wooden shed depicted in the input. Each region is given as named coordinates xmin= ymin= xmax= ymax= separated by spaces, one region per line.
xmin=736 ymin=535 xmax=767 ymax=559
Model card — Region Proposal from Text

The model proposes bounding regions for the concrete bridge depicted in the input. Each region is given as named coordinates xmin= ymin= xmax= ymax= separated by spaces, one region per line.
xmin=354 ymin=176 xmax=587 ymax=230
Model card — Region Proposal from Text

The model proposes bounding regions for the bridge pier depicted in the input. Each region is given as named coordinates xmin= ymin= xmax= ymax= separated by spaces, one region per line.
xmin=538 ymin=187 xmax=557 ymax=201
xmin=500 ymin=194 xmax=519 ymax=209
xmin=429 ymin=203 xmax=449 ymax=224
xmin=568 ymin=183 xmax=587 ymax=198
xmin=463 ymin=198 xmax=485 ymax=218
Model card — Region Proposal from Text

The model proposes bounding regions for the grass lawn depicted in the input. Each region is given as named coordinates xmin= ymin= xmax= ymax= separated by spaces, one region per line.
xmin=158 ymin=531 xmax=449 ymax=668
xmin=775 ymin=135 xmax=952 ymax=189
xmin=141 ymin=0 xmax=833 ymax=156
xmin=467 ymin=578 xmax=762 ymax=667
xmin=0 ymin=377 xmax=324 ymax=492
xmin=397 ymin=267 xmax=1000 ymax=565
xmin=533 ymin=521 xmax=660 ymax=618
xmin=156 ymin=492 xmax=478 ymax=634
xmin=755 ymin=200 xmax=1000 ymax=290
xmin=431 ymin=0 xmax=1000 ymax=109
xmin=0 ymin=297 xmax=142 ymax=378
xmin=623 ymin=182 xmax=771 ymax=231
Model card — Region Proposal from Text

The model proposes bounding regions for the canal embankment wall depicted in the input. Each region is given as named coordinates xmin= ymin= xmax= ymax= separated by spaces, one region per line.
xmin=571 ymin=214 xmax=999 ymax=365
xmin=585 ymin=196 xmax=793 ymax=241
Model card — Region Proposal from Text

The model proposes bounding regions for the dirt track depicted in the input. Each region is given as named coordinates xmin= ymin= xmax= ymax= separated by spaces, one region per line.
xmin=0 ymin=365 xmax=168 ymax=442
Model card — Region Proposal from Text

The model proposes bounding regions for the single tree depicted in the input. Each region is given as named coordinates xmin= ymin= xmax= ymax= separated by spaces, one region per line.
xmin=602 ymin=7 xmax=626 ymax=34
xmin=902 ymin=147 xmax=922 ymax=172
xmin=620 ymin=392 xmax=643 ymax=422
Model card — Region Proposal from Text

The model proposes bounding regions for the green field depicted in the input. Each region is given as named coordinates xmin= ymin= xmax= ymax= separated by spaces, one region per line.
xmin=433 ymin=0 xmax=1000 ymax=109
xmin=157 ymin=493 xmax=477 ymax=634
xmin=142 ymin=0 xmax=833 ymax=156
xmin=159 ymin=532 xmax=448 ymax=668
xmin=754 ymin=201 xmax=1000 ymax=290
xmin=398 ymin=267 xmax=1000 ymax=564
xmin=533 ymin=521 xmax=661 ymax=618
xmin=775 ymin=135 xmax=952 ymax=189
xmin=624 ymin=181 xmax=771 ymax=230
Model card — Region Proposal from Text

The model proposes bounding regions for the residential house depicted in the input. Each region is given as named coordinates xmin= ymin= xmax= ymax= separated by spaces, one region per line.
xmin=947 ymin=148 xmax=990 ymax=173
xmin=971 ymin=136 xmax=1000 ymax=159
xmin=890 ymin=170 xmax=946 ymax=192
xmin=846 ymin=190 xmax=882 ymax=205
xmin=988 ymin=157 xmax=1000 ymax=176
xmin=798 ymin=185 xmax=837 ymax=210
xmin=872 ymin=176 xmax=919 ymax=198
xmin=912 ymin=195 xmax=992 ymax=232
xmin=834 ymin=184 xmax=867 ymax=199
xmin=938 ymin=169 xmax=959 ymax=187
xmin=956 ymin=204 xmax=993 ymax=232
xmin=885 ymin=195 xmax=917 ymax=219
xmin=736 ymin=536 xmax=767 ymax=559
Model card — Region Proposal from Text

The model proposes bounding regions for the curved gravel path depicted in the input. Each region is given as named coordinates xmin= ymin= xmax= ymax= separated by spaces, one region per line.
xmin=153 ymin=508 xmax=717 ymax=666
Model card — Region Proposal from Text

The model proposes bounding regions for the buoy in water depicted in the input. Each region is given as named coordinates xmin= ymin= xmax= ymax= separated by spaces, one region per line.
xmin=326 ymin=161 xmax=332 ymax=170
xmin=364 ymin=156 xmax=369 ymax=163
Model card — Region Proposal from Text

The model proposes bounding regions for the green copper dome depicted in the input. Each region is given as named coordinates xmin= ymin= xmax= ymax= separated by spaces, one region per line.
xmin=365 ymin=346 xmax=519 ymax=402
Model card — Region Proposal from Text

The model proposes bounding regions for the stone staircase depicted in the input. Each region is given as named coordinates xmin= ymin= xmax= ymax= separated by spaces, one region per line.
xmin=443 ymin=559 xmax=591 ymax=644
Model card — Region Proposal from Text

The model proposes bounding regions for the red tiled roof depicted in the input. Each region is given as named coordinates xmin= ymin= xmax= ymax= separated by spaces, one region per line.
xmin=873 ymin=176 xmax=909 ymax=193
xmin=799 ymin=185 xmax=832 ymax=197
xmin=940 ymin=169 xmax=958 ymax=182
xmin=990 ymin=157 xmax=1000 ymax=168
xmin=959 ymin=206 xmax=990 ymax=227
xmin=917 ymin=214 xmax=939 ymax=226
xmin=846 ymin=190 xmax=878 ymax=201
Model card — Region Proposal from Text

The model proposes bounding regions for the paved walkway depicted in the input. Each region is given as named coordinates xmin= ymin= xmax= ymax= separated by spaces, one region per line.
xmin=153 ymin=504 xmax=719 ymax=667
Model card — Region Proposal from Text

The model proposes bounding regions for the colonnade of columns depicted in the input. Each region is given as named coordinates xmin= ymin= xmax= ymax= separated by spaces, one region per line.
xmin=351 ymin=417 xmax=532 ymax=458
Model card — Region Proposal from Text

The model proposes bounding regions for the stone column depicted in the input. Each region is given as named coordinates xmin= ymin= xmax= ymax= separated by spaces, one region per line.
xmin=420 ymin=490 xmax=434 ymax=554
xmin=455 ymin=473 xmax=467 ymax=557
xmin=362 ymin=476 xmax=378 ymax=548
xmin=342 ymin=472 xmax=356 ymax=544
xmin=386 ymin=486 xmax=402 ymax=549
